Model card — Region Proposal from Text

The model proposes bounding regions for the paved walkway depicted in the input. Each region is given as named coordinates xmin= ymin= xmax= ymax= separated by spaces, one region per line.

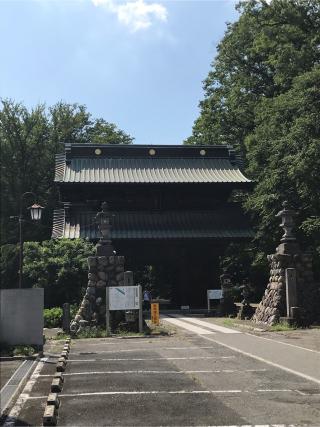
xmin=164 ymin=315 xmax=320 ymax=385
xmin=6 ymin=316 xmax=320 ymax=426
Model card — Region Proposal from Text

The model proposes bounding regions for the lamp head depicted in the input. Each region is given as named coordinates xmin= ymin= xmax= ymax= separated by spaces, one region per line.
xmin=28 ymin=204 xmax=44 ymax=221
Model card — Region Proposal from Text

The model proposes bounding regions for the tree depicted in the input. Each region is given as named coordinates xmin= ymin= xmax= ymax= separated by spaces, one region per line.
xmin=245 ymin=67 xmax=320 ymax=266
xmin=0 ymin=100 xmax=134 ymax=245
xmin=22 ymin=239 xmax=95 ymax=307
xmin=185 ymin=0 xmax=320 ymax=290
xmin=185 ymin=0 xmax=320 ymax=158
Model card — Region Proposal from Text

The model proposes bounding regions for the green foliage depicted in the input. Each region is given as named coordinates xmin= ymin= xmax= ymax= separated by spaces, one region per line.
xmin=44 ymin=304 xmax=78 ymax=328
xmin=222 ymin=318 xmax=235 ymax=327
xmin=185 ymin=0 xmax=320 ymax=154
xmin=0 ymin=244 xmax=19 ymax=289
xmin=13 ymin=346 xmax=35 ymax=356
xmin=76 ymin=327 xmax=108 ymax=339
xmin=245 ymin=67 xmax=320 ymax=257
xmin=0 ymin=100 xmax=134 ymax=245
xmin=23 ymin=238 xmax=94 ymax=307
xmin=220 ymin=242 xmax=269 ymax=301
xmin=52 ymin=332 xmax=71 ymax=341
xmin=0 ymin=344 xmax=36 ymax=357
xmin=43 ymin=307 xmax=63 ymax=328
xmin=269 ymin=321 xmax=296 ymax=332
xmin=186 ymin=0 xmax=320 ymax=286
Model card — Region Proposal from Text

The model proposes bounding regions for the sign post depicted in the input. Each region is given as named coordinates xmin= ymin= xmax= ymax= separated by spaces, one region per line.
xmin=207 ymin=289 xmax=223 ymax=312
xmin=151 ymin=303 xmax=160 ymax=325
xmin=138 ymin=286 xmax=143 ymax=333
xmin=285 ymin=268 xmax=297 ymax=318
xmin=106 ymin=285 xmax=111 ymax=336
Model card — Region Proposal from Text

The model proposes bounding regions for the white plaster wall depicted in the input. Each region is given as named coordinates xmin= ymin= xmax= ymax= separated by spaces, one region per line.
xmin=0 ymin=288 xmax=44 ymax=346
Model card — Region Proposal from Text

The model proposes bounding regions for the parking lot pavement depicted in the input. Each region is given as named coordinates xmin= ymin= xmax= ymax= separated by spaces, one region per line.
xmin=1 ymin=339 xmax=65 ymax=427
xmin=9 ymin=323 xmax=320 ymax=427
xmin=0 ymin=361 xmax=23 ymax=390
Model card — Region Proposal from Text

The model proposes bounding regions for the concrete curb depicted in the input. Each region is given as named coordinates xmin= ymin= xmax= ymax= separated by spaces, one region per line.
xmin=42 ymin=338 xmax=71 ymax=426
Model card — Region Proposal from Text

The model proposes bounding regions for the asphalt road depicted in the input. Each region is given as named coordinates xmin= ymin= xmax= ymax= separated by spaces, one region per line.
xmin=6 ymin=317 xmax=320 ymax=426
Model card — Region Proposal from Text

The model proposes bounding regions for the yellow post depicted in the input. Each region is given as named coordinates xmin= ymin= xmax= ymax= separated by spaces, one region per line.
xmin=151 ymin=303 xmax=160 ymax=325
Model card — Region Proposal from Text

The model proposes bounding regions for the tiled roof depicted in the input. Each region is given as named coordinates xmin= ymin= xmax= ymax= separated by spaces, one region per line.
xmin=55 ymin=157 xmax=251 ymax=184
xmin=52 ymin=206 xmax=253 ymax=240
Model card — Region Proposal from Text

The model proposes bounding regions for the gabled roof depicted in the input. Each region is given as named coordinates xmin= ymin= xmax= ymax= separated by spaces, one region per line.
xmin=52 ymin=205 xmax=253 ymax=240
xmin=54 ymin=144 xmax=251 ymax=185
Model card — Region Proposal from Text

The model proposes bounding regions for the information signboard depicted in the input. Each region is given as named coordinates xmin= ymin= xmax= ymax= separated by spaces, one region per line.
xmin=109 ymin=286 xmax=140 ymax=311
xmin=151 ymin=303 xmax=160 ymax=325
xmin=207 ymin=289 xmax=223 ymax=300
xmin=106 ymin=285 xmax=143 ymax=336
xmin=207 ymin=289 xmax=223 ymax=312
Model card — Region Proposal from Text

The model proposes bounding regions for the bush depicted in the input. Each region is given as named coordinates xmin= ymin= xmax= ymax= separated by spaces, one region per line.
xmin=23 ymin=239 xmax=94 ymax=307
xmin=44 ymin=307 xmax=63 ymax=328
xmin=13 ymin=346 xmax=35 ymax=356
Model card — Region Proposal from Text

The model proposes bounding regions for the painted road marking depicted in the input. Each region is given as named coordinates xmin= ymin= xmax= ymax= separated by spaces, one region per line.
xmin=200 ymin=335 xmax=320 ymax=386
xmin=245 ymin=332 xmax=320 ymax=354
xmin=25 ymin=388 xmax=319 ymax=399
xmin=70 ymin=345 xmax=221 ymax=355
xmin=163 ymin=317 xmax=215 ymax=334
xmin=38 ymin=369 xmax=267 ymax=377
xmin=169 ymin=315 xmax=242 ymax=334
xmin=0 ymin=360 xmax=35 ymax=414
xmin=68 ymin=356 xmax=236 ymax=362
xmin=3 ymin=358 xmax=47 ymax=426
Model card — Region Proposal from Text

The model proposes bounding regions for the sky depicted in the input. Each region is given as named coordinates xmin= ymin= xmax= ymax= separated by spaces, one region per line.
xmin=0 ymin=0 xmax=239 ymax=145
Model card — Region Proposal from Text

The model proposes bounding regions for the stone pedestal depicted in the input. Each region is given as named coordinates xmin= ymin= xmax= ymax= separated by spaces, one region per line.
xmin=70 ymin=255 xmax=125 ymax=333
xmin=253 ymin=202 xmax=319 ymax=326
xmin=253 ymin=248 xmax=318 ymax=326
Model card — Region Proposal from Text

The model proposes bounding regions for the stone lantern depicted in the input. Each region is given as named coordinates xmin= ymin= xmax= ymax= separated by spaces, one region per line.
xmin=275 ymin=201 xmax=299 ymax=254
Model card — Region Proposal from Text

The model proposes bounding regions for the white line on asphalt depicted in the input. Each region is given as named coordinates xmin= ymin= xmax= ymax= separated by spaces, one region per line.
xmin=25 ymin=388 xmax=314 ymax=399
xmin=168 ymin=315 xmax=242 ymax=334
xmin=70 ymin=345 xmax=220 ymax=355
xmin=294 ymin=389 xmax=308 ymax=395
xmin=26 ymin=390 xmax=242 ymax=399
xmin=38 ymin=368 xmax=267 ymax=377
xmin=163 ymin=317 xmax=216 ymax=334
xmin=204 ymin=425 xmax=303 ymax=427
xmin=245 ymin=332 xmax=320 ymax=354
xmin=68 ymin=355 xmax=236 ymax=362
xmin=200 ymin=335 xmax=320 ymax=386
xmin=198 ymin=425 xmax=302 ymax=427
xmin=0 ymin=360 xmax=33 ymax=414
xmin=257 ymin=389 xmax=292 ymax=392
xmin=3 ymin=358 xmax=47 ymax=426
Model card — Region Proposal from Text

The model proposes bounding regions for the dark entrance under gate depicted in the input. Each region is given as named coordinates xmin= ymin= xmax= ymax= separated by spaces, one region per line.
xmin=53 ymin=143 xmax=253 ymax=308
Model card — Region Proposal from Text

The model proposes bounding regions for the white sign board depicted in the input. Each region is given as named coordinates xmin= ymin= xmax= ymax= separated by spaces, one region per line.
xmin=207 ymin=289 xmax=223 ymax=300
xmin=109 ymin=286 xmax=140 ymax=311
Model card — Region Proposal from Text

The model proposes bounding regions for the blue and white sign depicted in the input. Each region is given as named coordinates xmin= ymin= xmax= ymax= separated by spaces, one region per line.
xmin=109 ymin=286 xmax=140 ymax=310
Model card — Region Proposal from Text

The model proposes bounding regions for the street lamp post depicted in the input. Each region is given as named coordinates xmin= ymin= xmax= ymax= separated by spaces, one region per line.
xmin=17 ymin=192 xmax=44 ymax=289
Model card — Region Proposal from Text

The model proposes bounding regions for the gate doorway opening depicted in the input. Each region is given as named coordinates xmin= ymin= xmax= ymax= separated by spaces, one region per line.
xmin=116 ymin=240 xmax=222 ymax=309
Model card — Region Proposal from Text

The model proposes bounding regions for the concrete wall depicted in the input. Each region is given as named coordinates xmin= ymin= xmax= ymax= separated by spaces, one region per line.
xmin=0 ymin=288 xmax=44 ymax=346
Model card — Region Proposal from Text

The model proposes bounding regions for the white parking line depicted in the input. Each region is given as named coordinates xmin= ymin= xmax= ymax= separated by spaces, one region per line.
xmin=168 ymin=315 xmax=242 ymax=334
xmin=163 ymin=317 xmax=216 ymax=334
xmin=70 ymin=345 xmax=221 ymax=355
xmin=201 ymin=335 xmax=320 ymax=386
xmin=68 ymin=355 xmax=236 ymax=362
xmin=39 ymin=368 xmax=267 ymax=377
xmin=26 ymin=388 xmax=314 ymax=399
xmin=3 ymin=358 xmax=47 ymax=426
